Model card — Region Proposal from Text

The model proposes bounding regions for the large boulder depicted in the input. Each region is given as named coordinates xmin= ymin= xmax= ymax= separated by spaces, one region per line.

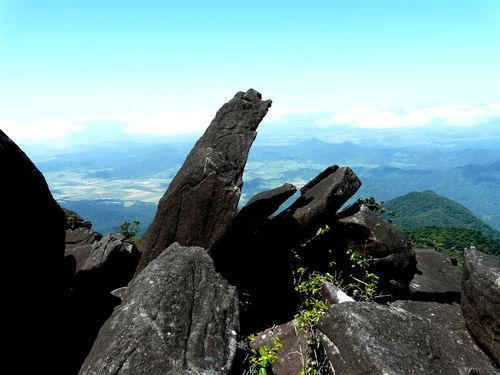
xmin=461 ymin=247 xmax=500 ymax=366
xmin=319 ymin=301 xmax=499 ymax=374
xmin=80 ymin=243 xmax=239 ymax=375
xmin=137 ymin=89 xmax=272 ymax=274
xmin=336 ymin=203 xmax=417 ymax=287
xmin=409 ymin=248 xmax=462 ymax=302
xmin=0 ymin=129 xmax=66 ymax=370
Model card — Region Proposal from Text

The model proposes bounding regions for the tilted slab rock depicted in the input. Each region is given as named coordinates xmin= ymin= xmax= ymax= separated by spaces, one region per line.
xmin=462 ymin=247 xmax=500 ymax=366
xmin=0 ymin=129 xmax=66 ymax=370
xmin=410 ymin=248 xmax=462 ymax=303
xmin=137 ymin=89 xmax=271 ymax=273
xmin=336 ymin=203 xmax=416 ymax=286
xmin=283 ymin=165 xmax=361 ymax=236
xmin=80 ymin=243 xmax=239 ymax=375
xmin=319 ymin=301 xmax=499 ymax=375
xmin=238 ymin=183 xmax=297 ymax=223
xmin=65 ymin=229 xmax=102 ymax=250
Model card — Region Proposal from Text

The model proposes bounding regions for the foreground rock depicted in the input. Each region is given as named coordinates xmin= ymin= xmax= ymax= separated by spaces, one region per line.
xmin=409 ymin=249 xmax=462 ymax=303
xmin=250 ymin=320 xmax=308 ymax=375
xmin=462 ymin=247 xmax=500 ymax=366
xmin=80 ymin=243 xmax=239 ymax=375
xmin=319 ymin=301 xmax=499 ymax=374
xmin=336 ymin=203 xmax=417 ymax=288
xmin=1 ymin=129 xmax=66 ymax=370
xmin=137 ymin=89 xmax=272 ymax=274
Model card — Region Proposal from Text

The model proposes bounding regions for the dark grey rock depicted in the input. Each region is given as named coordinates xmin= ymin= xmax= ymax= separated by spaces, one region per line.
xmin=250 ymin=320 xmax=308 ymax=375
xmin=410 ymin=248 xmax=462 ymax=302
xmin=337 ymin=203 xmax=416 ymax=287
xmin=319 ymin=301 xmax=499 ymax=375
xmin=0 ymin=129 xmax=66 ymax=371
xmin=80 ymin=243 xmax=239 ymax=375
xmin=137 ymin=89 xmax=271 ymax=274
xmin=284 ymin=166 xmax=361 ymax=236
xmin=462 ymin=247 xmax=500 ymax=366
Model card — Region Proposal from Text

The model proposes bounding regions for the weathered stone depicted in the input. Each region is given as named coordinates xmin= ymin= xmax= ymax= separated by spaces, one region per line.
xmin=65 ymin=228 xmax=102 ymax=250
xmin=80 ymin=243 xmax=239 ymax=375
xmin=319 ymin=301 xmax=499 ymax=374
xmin=250 ymin=320 xmax=309 ymax=375
xmin=137 ymin=89 xmax=272 ymax=274
xmin=410 ymin=248 xmax=462 ymax=302
xmin=462 ymin=247 xmax=500 ymax=366
xmin=283 ymin=166 xmax=361 ymax=236
xmin=321 ymin=282 xmax=355 ymax=305
xmin=0 ymin=129 xmax=66 ymax=371
xmin=336 ymin=203 xmax=416 ymax=287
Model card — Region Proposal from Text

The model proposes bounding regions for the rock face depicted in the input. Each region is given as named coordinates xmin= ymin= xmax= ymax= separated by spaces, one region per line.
xmin=336 ymin=203 xmax=417 ymax=287
xmin=0 ymin=129 xmax=66 ymax=370
xmin=64 ymin=208 xmax=92 ymax=230
xmin=80 ymin=243 xmax=239 ymax=375
xmin=63 ymin=233 xmax=141 ymax=374
xmin=410 ymin=248 xmax=462 ymax=302
xmin=137 ymin=89 xmax=272 ymax=274
xmin=281 ymin=166 xmax=361 ymax=237
xmin=461 ymin=247 xmax=500 ymax=366
xmin=319 ymin=301 xmax=499 ymax=374
xmin=250 ymin=320 xmax=308 ymax=375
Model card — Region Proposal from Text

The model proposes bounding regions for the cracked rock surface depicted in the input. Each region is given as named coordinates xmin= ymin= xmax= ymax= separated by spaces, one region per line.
xmin=79 ymin=243 xmax=239 ymax=375
xmin=136 ymin=89 xmax=271 ymax=274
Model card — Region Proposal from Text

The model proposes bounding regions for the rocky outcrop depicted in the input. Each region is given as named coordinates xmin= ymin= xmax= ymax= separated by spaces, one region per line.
xmin=250 ymin=320 xmax=308 ymax=375
xmin=410 ymin=248 xmax=462 ymax=302
xmin=0 ymin=129 xmax=66 ymax=370
xmin=321 ymin=282 xmax=355 ymax=304
xmin=319 ymin=301 xmax=499 ymax=374
xmin=461 ymin=247 xmax=500 ymax=366
xmin=80 ymin=243 xmax=239 ymax=375
xmin=137 ymin=89 xmax=272 ymax=274
xmin=336 ymin=203 xmax=417 ymax=288
xmin=64 ymin=208 xmax=92 ymax=230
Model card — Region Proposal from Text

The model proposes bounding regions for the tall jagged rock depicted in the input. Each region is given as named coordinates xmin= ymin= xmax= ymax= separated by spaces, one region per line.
xmin=80 ymin=243 xmax=239 ymax=375
xmin=0 ymin=129 xmax=66 ymax=370
xmin=137 ymin=89 xmax=271 ymax=274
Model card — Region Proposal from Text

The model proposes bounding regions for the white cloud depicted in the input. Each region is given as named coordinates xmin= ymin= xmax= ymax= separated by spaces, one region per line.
xmin=122 ymin=111 xmax=213 ymax=135
xmin=0 ymin=118 xmax=87 ymax=142
xmin=315 ymin=103 xmax=500 ymax=128
xmin=265 ymin=107 xmax=326 ymax=122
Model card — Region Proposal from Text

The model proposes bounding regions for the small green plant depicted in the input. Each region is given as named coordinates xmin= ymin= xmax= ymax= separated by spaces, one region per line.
xmin=248 ymin=336 xmax=283 ymax=375
xmin=345 ymin=248 xmax=379 ymax=301
xmin=116 ymin=220 xmax=140 ymax=242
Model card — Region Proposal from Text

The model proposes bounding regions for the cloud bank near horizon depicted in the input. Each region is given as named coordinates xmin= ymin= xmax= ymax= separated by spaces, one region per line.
xmin=1 ymin=102 xmax=499 ymax=144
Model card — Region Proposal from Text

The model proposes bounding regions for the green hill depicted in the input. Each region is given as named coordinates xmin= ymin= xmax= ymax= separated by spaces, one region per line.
xmin=385 ymin=190 xmax=499 ymax=239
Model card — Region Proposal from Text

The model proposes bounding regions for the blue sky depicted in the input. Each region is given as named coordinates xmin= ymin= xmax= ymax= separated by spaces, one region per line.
xmin=1 ymin=0 xmax=499 ymax=142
